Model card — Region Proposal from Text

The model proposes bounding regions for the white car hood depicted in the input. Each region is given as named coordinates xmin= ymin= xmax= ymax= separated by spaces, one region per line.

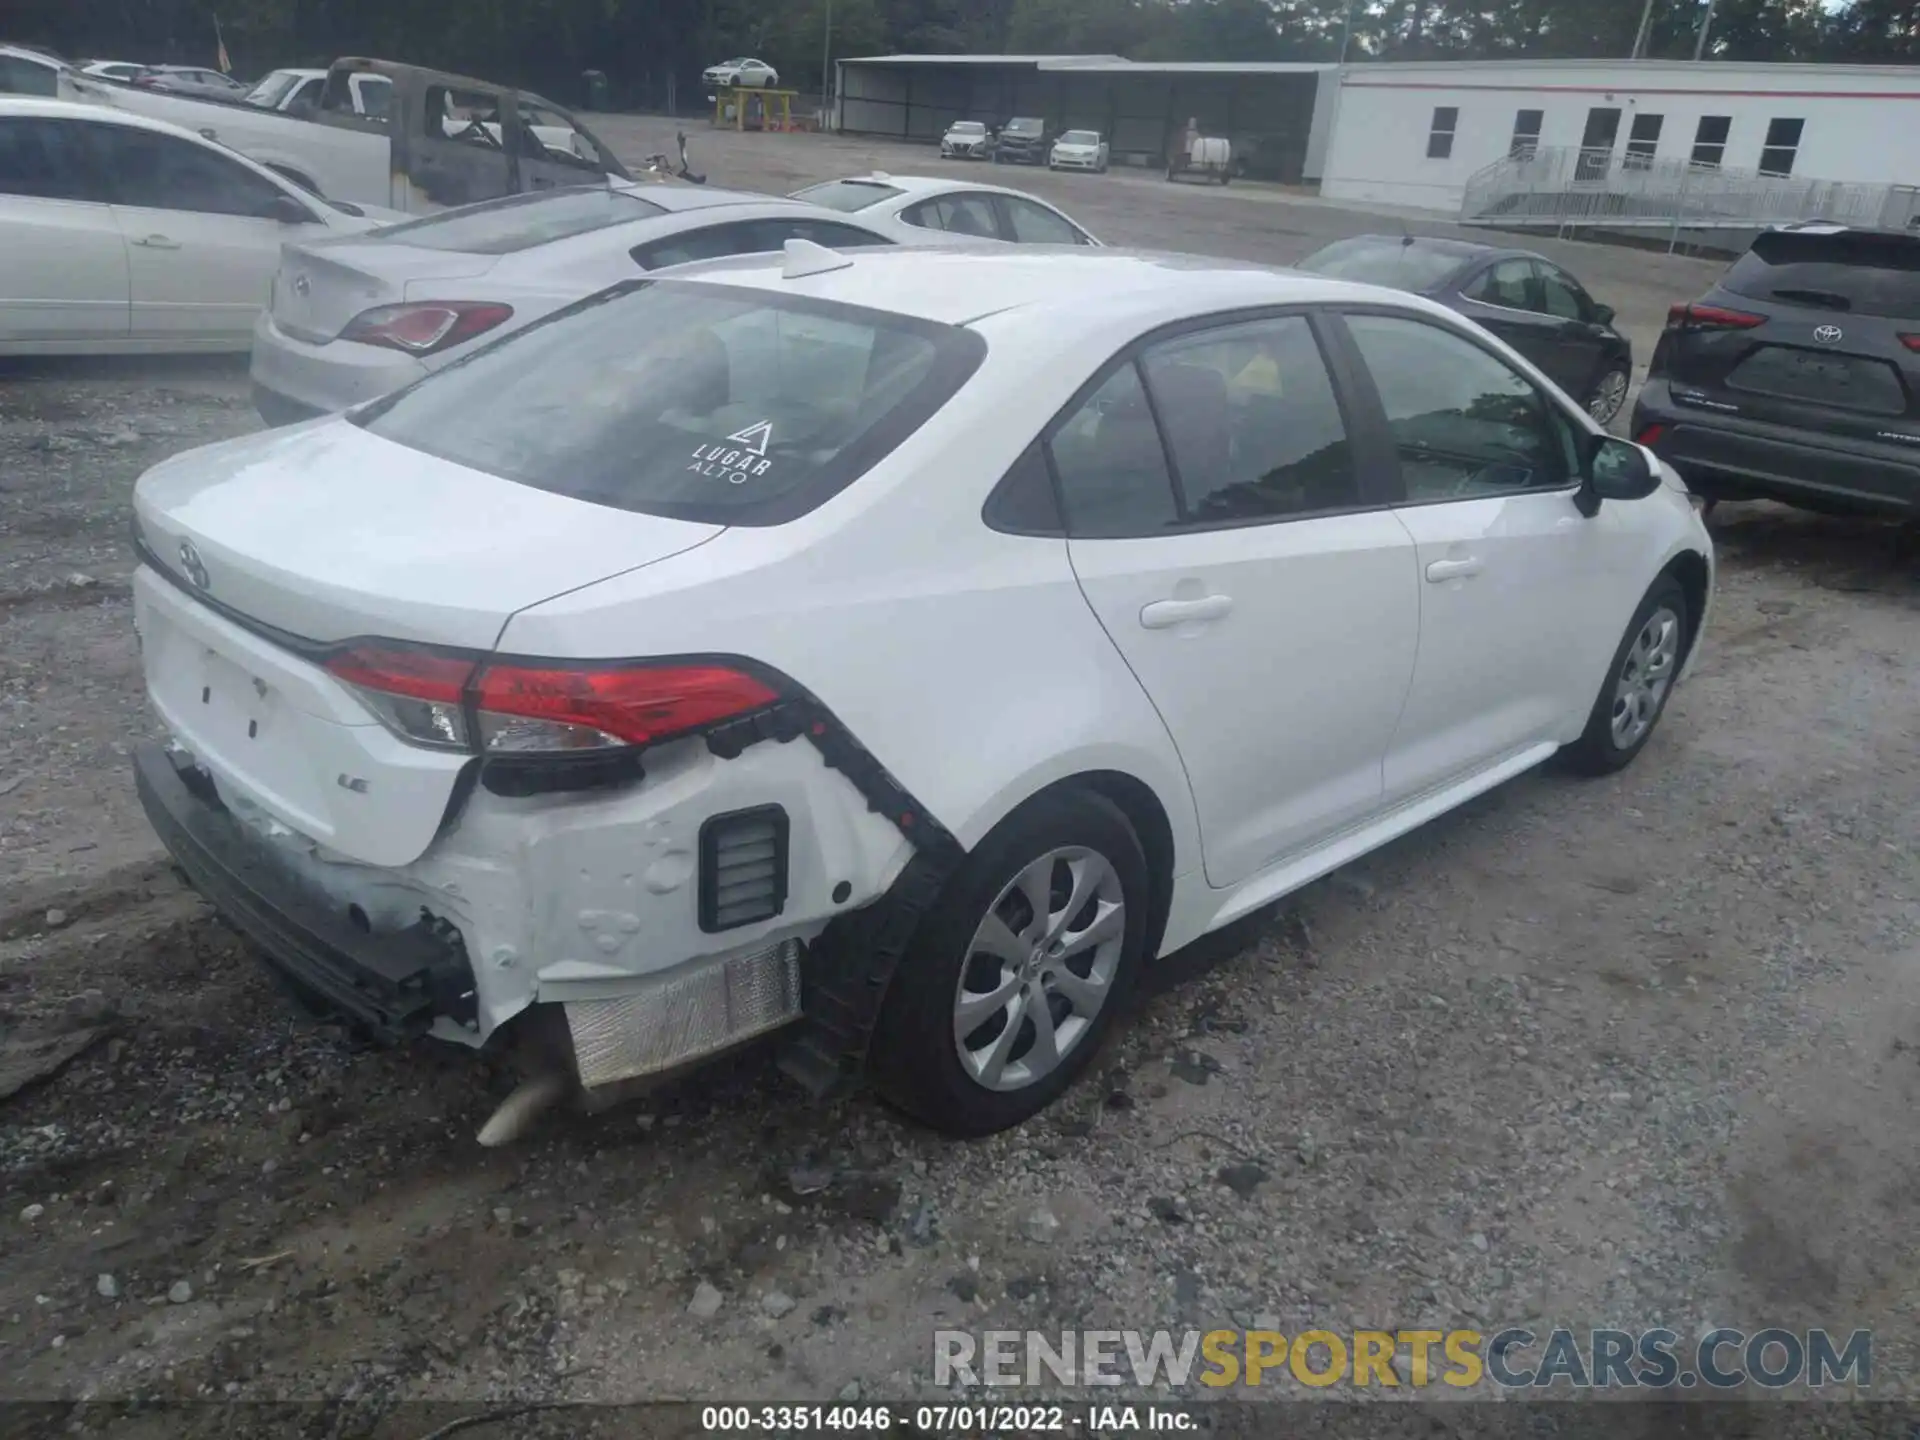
xmin=134 ymin=419 xmax=724 ymax=650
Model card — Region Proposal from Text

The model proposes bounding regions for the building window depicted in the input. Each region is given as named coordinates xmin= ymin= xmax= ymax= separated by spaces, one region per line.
xmin=1624 ymin=113 xmax=1663 ymax=169
xmin=1426 ymin=106 xmax=1458 ymax=160
xmin=1509 ymin=108 xmax=1544 ymax=159
xmin=1690 ymin=115 xmax=1731 ymax=169
xmin=1759 ymin=117 xmax=1803 ymax=177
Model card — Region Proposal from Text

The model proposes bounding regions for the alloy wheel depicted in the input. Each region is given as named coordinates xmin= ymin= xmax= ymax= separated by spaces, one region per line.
xmin=1588 ymin=369 xmax=1629 ymax=424
xmin=1610 ymin=605 xmax=1680 ymax=750
xmin=952 ymin=846 xmax=1126 ymax=1092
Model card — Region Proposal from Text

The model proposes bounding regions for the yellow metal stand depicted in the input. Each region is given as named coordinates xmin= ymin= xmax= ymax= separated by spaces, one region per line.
xmin=711 ymin=86 xmax=801 ymax=132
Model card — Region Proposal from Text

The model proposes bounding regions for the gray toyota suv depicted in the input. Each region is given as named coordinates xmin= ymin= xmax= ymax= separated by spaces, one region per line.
xmin=1631 ymin=224 xmax=1920 ymax=516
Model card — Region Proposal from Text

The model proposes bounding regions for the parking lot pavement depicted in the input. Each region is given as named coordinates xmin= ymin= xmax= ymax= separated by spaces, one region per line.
xmin=1 ymin=123 xmax=1918 ymax=1409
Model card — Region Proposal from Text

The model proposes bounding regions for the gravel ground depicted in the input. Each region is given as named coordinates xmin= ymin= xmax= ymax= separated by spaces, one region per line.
xmin=1 ymin=121 xmax=1917 ymax=1422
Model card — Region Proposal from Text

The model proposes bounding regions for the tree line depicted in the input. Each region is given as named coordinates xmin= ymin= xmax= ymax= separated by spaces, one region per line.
xmin=11 ymin=0 xmax=1919 ymax=110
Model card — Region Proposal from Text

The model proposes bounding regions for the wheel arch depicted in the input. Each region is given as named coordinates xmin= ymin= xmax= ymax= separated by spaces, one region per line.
xmin=1659 ymin=547 xmax=1711 ymax=664
xmin=1023 ymin=769 xmax=1179 ymax=963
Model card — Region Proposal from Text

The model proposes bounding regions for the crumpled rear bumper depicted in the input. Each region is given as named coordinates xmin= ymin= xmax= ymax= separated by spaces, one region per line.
xmin=135 ymin=743 xmax=479 ymax=1044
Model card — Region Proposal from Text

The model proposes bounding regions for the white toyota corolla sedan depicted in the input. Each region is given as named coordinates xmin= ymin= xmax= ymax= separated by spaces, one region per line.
xmin=131 ymin=244 xmax=1712 ymax=1141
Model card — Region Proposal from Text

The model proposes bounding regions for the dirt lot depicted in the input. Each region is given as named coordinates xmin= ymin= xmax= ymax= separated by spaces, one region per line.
xmin=1 ymin=121 xmax=1918 ymax=1423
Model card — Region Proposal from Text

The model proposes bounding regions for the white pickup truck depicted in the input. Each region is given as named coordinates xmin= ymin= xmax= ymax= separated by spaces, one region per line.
xmin=0 ymin=47 xmax=629 ymax=214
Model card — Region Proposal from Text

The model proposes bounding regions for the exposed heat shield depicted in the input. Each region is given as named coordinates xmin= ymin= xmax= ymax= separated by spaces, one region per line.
xmin=565 ymin=939 xmax=802 ymax=1088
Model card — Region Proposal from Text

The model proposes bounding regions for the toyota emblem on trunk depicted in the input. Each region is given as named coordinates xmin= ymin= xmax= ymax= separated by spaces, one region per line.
xmin=178 ymin=541 xmax=209 ymax=590
xmin=292 ymin=274 xmax=310 ymax=296
xmin=1813 ymin=324 xmax=1844 ymax=343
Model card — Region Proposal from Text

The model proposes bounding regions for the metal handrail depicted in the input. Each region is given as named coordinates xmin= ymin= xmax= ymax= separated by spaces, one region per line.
xmin=1460 ymin=145 xmax=1920 ymax=245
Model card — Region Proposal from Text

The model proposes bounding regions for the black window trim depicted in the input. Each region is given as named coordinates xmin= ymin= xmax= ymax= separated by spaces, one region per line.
xmin=982 ymin=303 xmax=1401 ymax=540
xmin=1321 ymin=304 xmax=1591 ymax=512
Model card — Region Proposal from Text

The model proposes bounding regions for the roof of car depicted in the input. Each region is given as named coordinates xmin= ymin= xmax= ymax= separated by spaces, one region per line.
xmin=843 ymin=173 xmax=1065 ymax=203
xmin=640 ymin=183 xmax=809 ymax=214
xmin=0 ymin=94 xmax=226 ymax=139
xmin=664 ymin=244 xmax=1437 ymax=329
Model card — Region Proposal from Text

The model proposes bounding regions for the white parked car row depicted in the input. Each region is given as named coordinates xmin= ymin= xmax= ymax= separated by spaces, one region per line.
xmin=128 ymin=239 xmax=1712 ymax=1139
xmin=0 ymin=98 xmax=399 ymax=354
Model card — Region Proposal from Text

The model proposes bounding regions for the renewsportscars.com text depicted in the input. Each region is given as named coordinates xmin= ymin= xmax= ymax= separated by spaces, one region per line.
xmin=934 ymin=1327 xmax=1872 ymax=1390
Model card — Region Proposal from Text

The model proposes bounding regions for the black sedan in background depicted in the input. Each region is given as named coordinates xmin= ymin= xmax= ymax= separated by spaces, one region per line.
xmin=1294 ymin=235 xmax=1635 ymax=425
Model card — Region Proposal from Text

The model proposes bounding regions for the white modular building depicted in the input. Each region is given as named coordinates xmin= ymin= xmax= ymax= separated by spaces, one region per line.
xmin=1318 ymin=59 xmax=1920 ymax=214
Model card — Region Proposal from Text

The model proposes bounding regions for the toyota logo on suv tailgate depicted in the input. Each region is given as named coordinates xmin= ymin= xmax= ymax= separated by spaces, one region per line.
xmin=1813 ymin=324 xmax=1844 ymax=344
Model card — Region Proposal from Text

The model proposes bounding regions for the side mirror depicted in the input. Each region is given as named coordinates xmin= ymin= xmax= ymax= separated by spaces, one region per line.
xmin=1576 ymin=436 xmax=1656 ymax=516
xmin=262 ymin=193 xmax=317 ymax=224
xmin=1591 ymin=302 xmax=1616 ymax=327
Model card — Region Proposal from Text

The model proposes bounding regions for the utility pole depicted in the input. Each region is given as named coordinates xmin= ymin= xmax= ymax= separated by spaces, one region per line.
xmin=1693 ymin=0 xmax=1720 ymax=60
xmin=1630 ymin=0 xmax=1657 ymax=58
xmin=821 ymin=0 xmax=834 ymax=123
xmin=1338 ymin=0 xmax=1357 ymax=64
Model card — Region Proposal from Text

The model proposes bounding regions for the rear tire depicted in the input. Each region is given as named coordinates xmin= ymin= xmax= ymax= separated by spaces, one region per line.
xmin=1562 ymin=576 xmax=1689 ymax=776
xmin=869 ymin=790 xmax=1150 ymax=1136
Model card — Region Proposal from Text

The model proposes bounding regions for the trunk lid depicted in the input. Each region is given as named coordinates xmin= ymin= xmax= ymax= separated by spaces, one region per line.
xmin=273 ymin=236 xmax=499 ymax=343
xmin=1660 ymin=228 xmax=1920 ymax=446
xmin=133 ymin=418 xmax=724 ymax=651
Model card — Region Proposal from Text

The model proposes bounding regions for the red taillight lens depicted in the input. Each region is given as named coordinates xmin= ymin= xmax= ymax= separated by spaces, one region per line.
xmin=473 ymin=663 xmax=780 ymax=752
xmin=338 ymin=302 xmax=514 ymax=355
xmin=1666 ymin=302 xmax=1765 ymax=332
xmin=1636 ymin=423 xmax=1666 ymax=447
xmin=1899 ymin=333 xmax=1920 ymax=352
xmin=323 ymin=642 xmax=781 ymax=755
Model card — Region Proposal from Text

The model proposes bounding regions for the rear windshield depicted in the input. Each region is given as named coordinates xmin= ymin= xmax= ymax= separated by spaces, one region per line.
xmin=357 ymin=281 xmax=986 ymax=526
xmin=791 ymin=179 xmax=904 ymax=213
xmin=1293 ymin=237 xmax=1471 ymax=292
xmin=367 ymin=187 xmax=664 ymax=254
xmin=1723 ymin=230 xmax=1920 ymax=320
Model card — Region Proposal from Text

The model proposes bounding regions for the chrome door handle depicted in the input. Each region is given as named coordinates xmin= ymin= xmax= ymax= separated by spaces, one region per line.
xmin=133 ymin=234 xmax=182 ymax=250
xmin=1425 ymin=557 xmax=1484 ymax=583
xmin=1140 ymin=594 xmax=1232 ymax=629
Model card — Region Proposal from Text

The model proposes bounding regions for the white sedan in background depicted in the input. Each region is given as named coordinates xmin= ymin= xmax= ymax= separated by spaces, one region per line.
xmin=790 ymin=172 xmax=1100 ymax=246
xmin=702 ymin=57 xmax=778 ymax=89
xmin=249 ymin=182 xmax=941 ymax=423
xmin=0 ymin=98 xmax=399 ymax=355
xmin=1049 ymin=129 xmax=1110 ymax=173
xmin=133 ymin=243 xmax=1710 ymax=1142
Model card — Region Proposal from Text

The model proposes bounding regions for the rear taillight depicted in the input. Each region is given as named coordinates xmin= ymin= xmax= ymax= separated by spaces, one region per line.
xmin=1665 ymin=302 xmax=1766 ymax=332
xmin=1898 ymin=334 xmax=1920 ymax=352
xmin=1636 ymin=423 xmax=1667 ymax=447
xmin=323 ymin=643 xmax=781 ymax=756
xmin=338 ymin=302 xmax=513 ymax=355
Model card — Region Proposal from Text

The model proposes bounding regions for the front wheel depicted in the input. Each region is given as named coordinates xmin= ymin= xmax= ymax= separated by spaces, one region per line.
xmin=1586 ymin=365 xmax=1631 ymax=426
xmin=1562 ymin=576 xmax=1689 ymax=776
xmin=869 ymin=790 xmax=1150 ymax=1136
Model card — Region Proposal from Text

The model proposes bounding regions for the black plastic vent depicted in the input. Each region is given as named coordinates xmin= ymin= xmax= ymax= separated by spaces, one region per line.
xmin=698 ymin=805 xmax=790 ymax=933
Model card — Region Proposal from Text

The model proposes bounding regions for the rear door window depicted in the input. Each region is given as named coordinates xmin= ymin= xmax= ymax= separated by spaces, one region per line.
xmin=357 ymin=281 xmax=985 ymax=525
xmin=902 ymin=193 xmax=1002 ymax=239
xmin=1723 ymin=230 xmax=1920 ymax=320
xmin=998 ymin=196 xmax=1084 ymax=245
xmin=1462 ymin=259 xmax=1538 ymax=310
xmin=0 ymin=53 xmax=59 ymax=95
